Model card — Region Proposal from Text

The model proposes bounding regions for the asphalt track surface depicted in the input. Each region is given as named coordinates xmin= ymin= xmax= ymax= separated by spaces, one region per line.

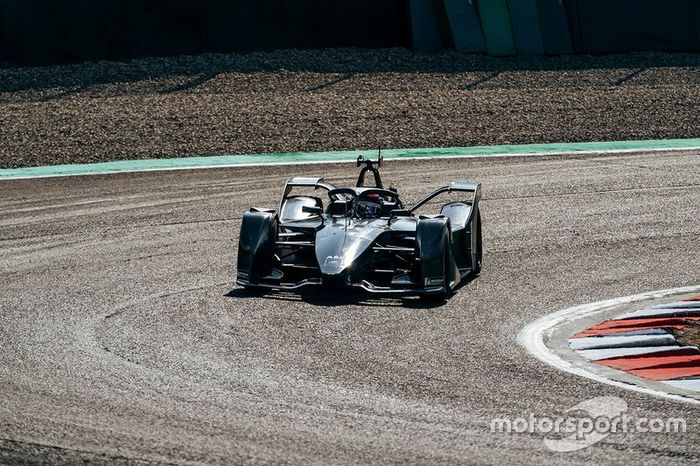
xmin=1 ymin=151 xmax=699 ymax=464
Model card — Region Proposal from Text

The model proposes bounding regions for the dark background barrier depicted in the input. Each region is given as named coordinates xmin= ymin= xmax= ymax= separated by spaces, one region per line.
xmin=565 ymin=0 xmax=700 ymax=54
xmin=0 ymin=0 xmax=699 ymax=66
xmin=0 ymin=0 xmax=410 ymax=65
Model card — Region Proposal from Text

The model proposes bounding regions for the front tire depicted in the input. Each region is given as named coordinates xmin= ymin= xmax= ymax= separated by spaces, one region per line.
xmin=420 ymin=245 xmax=450 ymax=301
xmin=472 ymin=211 xmax=482 ymax=275
xmin=417 ymin=217 xmax=452 ymax=299
xmin=237 ymin=209 xmax=278 ymax=284
xmin=242 ymin=284 xmax=267 ymax=295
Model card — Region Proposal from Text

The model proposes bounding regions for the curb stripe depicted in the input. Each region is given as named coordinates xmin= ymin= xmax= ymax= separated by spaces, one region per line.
xmin=571 ymin=317 xmax=700 ymax=338
xmin=616 ymin=307 xmax=700 ymax=320
xmin=651 ymin=302 xmax=700 ymax=309
xmin=629 ymin=366 xmax=700 ymax=381
xmin=574 ymin=327 xmax=686 ymax=338
xmin=663 ymin=379 xmax=700 ymax=391
xmin=598 ymin=354 xmax=700 ymax=371
xmin=569 ymin=334 xmax=677 ymax=351
xmin=2 ymin=138 xmax=700 ymax=181
xmin=573 ymin=328 xmax=671 ymax=338
xmin=576 ymin=346 xmax=697 ymax=361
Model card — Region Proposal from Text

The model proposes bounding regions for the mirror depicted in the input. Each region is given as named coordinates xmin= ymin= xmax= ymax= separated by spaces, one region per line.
xmin=391 ymin=209 xmax=411 ymax=217
xmin=302 ymin=205 xmax=323 ymax=215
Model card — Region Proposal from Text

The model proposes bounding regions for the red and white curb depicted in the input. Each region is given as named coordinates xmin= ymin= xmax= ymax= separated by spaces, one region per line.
xmin=570 ymin=295 xmax=700 ymax=389
xmin=518 ymin=286 xmax=700 ymax=405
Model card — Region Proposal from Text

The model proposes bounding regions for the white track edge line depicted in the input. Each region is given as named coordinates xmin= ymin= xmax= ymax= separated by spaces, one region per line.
xmin=517 ymin=285 xmax=700 ymax=405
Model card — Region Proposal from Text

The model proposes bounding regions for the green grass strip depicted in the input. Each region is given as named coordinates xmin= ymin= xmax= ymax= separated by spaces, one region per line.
xmin=2 ymin=138 xmax=700 ymax=180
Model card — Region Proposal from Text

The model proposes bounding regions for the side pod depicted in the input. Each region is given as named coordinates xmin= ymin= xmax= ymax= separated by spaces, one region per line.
xmin=237 ymin=208 xmax=278 ymax=282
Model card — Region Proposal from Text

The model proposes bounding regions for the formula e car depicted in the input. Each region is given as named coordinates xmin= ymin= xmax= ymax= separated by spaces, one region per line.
xmin=236 ymin=155 xmax=482 ymax=297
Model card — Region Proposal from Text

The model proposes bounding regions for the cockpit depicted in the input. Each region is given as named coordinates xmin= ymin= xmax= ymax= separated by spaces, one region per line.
xmin=279 ymin=154 xmax=404 ymax=223
xmin=326 ymin=188 xmax=402 ymax=219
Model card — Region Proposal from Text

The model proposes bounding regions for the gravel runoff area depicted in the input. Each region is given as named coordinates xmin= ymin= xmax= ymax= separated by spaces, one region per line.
xmin=1 ymin=48 xmax=699 ymax=168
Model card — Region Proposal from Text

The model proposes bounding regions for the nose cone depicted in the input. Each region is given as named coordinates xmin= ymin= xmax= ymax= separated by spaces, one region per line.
xmin=315 ymin=221 xmax=380 ymax=277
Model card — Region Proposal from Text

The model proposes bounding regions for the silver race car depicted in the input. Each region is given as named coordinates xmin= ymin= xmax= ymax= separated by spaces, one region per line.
xmin=236 ymin=155 xmax=482 ymax=297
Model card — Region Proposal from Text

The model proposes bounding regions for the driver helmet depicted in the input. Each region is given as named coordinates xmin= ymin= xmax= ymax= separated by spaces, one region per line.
xmin=357 ymin=193 xmax=382 ymax=218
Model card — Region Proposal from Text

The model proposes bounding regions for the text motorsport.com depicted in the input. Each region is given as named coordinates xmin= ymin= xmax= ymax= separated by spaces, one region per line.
xmin=489 ymin=396 xmax=687 ymax=452
xmin=490 ymin=412 xmax=686 ymax=437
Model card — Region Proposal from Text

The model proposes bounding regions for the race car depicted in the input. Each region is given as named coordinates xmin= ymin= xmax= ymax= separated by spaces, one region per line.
xmin=236 ymin=155 xmax=482 ymax=297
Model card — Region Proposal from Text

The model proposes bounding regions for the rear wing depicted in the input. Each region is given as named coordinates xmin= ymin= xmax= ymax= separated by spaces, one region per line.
xmin=409 ymin=181 xmax=481 ymax=213
xmin=280 ymin=177 xmax=337 ymax=211
xmin=282 ymin=177 xmax=336 ymax=197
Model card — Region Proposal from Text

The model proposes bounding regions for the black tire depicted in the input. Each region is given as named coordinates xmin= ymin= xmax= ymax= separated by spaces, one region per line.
xmin=419 ymin=227 xmax=451 ymax=301
xmin=472 ymin=211 xmax=482 ymax=275
xmin=242 ymin=284 xmax=267 ymax=295
xmin=237 ymin=209 xmax=278 ymax=283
